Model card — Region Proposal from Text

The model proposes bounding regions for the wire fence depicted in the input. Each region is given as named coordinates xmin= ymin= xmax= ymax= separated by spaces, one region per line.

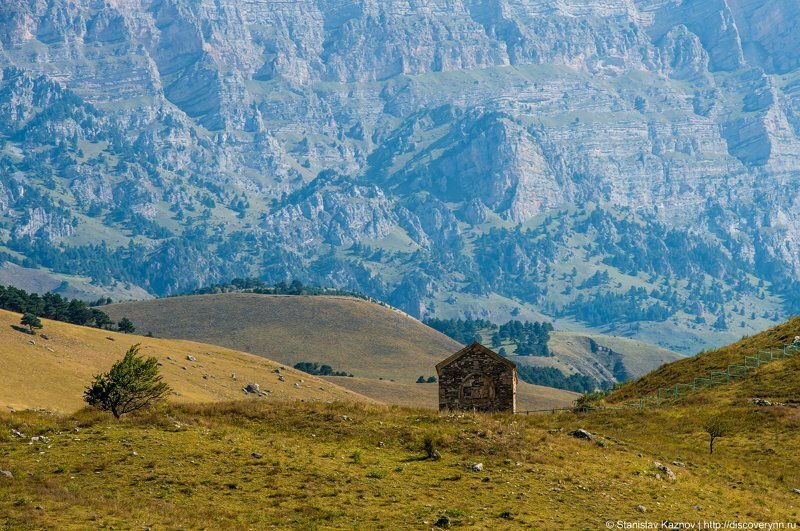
xmin=517 ymin=341 xmax=800 ymax=415
xmin=621 ymin=342 xmax=799 ymax=409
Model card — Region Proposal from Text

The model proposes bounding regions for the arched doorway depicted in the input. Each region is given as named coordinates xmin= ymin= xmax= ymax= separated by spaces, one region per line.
xmin=459 ymin=373 xmax=496 ymax=409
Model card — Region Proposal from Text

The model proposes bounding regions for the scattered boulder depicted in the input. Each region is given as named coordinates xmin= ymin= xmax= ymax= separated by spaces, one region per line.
xmin=466 ymin=462 xmax=483 ymax=472
xmin=654 ymin=461 xmax=676 ymax=480
xmin=636 ymin=505 xmax=647 ymax=513
xmin=671 ymin=461 xmax=686 ymax=468
xmin=751 ymin=397 xmax=790 ymax=407
xmin=0 ymin=470 xmax=12 ymax=479
xmin=431 ymin=449 xmax=442 ymax=460
xmin=252 ymin=452 xmax=263 ymax=459
xmin=793 ymin=488 xmax=800 ymax=495
xmin=231 ymin=373 xmax=236 ymax=380
xmin=186 ymin=355 xmax=197 ymax=362
xmin=570 ymin=429 xmax=595 ymax=441
xmin=243 ymin=383 xmax=261 ymax=394
xmin=278 ymin=375 xmax=286 ymax=382
xmin=40 ymin=334 xmax=49 ymax=340
xmin=11 ymin=429 xmax=25 ymax=438
xmin=435 ymin=515 xmax=451 ymax=528
xmin=693 ymin=505 xmax=703 ymax=511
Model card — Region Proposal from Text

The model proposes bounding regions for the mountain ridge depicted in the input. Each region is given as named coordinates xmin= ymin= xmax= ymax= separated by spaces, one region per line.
xmin=1 ymin=1 xmax=799 ymax=353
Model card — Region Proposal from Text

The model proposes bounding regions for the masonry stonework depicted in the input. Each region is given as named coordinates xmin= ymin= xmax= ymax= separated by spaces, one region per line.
xmin=436 ymin=343 xmax=517 ymax=413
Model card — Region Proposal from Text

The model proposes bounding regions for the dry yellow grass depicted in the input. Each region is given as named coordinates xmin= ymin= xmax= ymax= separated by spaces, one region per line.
xmin=325 ymin=376 xmax=579 ymax=411
xmin=0 ymin=309 xmax=373 ymax=413
xmin=105 ymin=294 xmax=462 ymax=382
xmin=103 ymin=294 xmax=580 ymax=410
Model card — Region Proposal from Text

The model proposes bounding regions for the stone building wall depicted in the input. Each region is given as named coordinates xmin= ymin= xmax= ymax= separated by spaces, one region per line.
xmin=436 ymin=343 xmax=516 ymax=413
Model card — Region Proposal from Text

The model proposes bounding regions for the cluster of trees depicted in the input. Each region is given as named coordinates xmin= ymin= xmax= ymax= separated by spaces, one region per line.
xmin=0 ymin=285 xmax=135 ymax=332
xmin=565 ymin=287 xmax=671 ymax=327
xmin=423 ymin=317 xmax=493 ymax=344
xmin=495 ymin=320 xmax=553 ymax=356
xmin=425 ymin=316 xmax=554 ymax=357
xmin=516 ymin=365 xmax=598 ymax=393
xmin=0 ymin=286 xmax=136 ymax=334
xmin=293 ymin=362 xmax=353 ymax=377
xmin=416 ymin=376 xmax=437 ymax=383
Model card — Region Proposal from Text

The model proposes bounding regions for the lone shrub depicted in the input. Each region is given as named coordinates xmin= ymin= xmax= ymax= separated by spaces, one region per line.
xmin=424 ymin=435 xmax=442 ymax=460
xmin=20 ymin=313 xmax=43 ymax=333
xmin=84 ymin=344 xmax=171 ymax=418
xmin=703 ymin=415 xmax=729 ymax=455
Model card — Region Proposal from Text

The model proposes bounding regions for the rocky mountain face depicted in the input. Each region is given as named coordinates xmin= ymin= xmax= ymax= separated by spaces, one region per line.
xmin=1 ymin=0 xmax=800 ymax=353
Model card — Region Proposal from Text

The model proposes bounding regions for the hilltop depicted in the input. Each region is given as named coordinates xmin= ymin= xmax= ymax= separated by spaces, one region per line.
xmin=103 ymin=293 xmax=580 ymax=409
xmin=105 ymin=293 xmax=461 ymax=382
xmin=0 ymin=309 xmax=371 ymax=413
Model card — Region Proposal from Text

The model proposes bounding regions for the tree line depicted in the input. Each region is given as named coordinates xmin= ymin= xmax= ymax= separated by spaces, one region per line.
xmin=516 ymin=365 xmax=597 ymax=394
xmin=293 ymin=362 xmax=353 ymax=377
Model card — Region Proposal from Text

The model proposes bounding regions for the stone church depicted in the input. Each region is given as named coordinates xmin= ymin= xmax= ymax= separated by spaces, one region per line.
xmin=436 ymin=343 xmax=517 ymax=413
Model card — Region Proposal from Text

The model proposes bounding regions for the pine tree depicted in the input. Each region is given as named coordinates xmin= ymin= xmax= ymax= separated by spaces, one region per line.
xmin=117 ymin=317 xmax=136 ymax=334
xmin=21 ymin=313 xmax=43 ymax=332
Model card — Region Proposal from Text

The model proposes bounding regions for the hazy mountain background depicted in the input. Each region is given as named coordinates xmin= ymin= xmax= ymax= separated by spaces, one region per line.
xmin=1 ymin=0 xmax=800 ymax=353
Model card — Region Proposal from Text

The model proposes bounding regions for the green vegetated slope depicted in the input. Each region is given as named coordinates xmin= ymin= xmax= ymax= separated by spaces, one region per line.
xmin=104 ymin=294 xmax=580 ymax=410
xmin=2 ymin=398 xmax=799 ymax=528
xmin=607 ymin=315 xmax=800 ymax=404
xmin=510 ymin=331 xmax=684 ymax=387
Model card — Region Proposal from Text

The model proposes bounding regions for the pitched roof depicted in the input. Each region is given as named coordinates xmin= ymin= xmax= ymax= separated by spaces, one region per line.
xmin=435 ymin=342 xmax=517 ymax=372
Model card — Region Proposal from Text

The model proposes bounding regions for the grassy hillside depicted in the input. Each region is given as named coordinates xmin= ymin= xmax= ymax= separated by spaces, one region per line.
xmin=607 ymin=316 xmax=800 ymax=404
xmin=2 ymin=399 xmax=798 ymax=528
xmin=104 ymin=294 xmax=580 ymax=410
xmin=104 ymin=293 xmax=463 ymax=382
xmin=0 ymin=309 xmax=371 ymax=413
xmin=323 ymin=377 xmax=579 ymax=412
xmin=509 ymin=331 xmax=683 ymax=386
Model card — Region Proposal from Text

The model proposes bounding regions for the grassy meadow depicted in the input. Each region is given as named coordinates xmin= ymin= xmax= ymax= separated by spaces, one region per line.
xmin=1 ymin=400 xmax=799 ymax=528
